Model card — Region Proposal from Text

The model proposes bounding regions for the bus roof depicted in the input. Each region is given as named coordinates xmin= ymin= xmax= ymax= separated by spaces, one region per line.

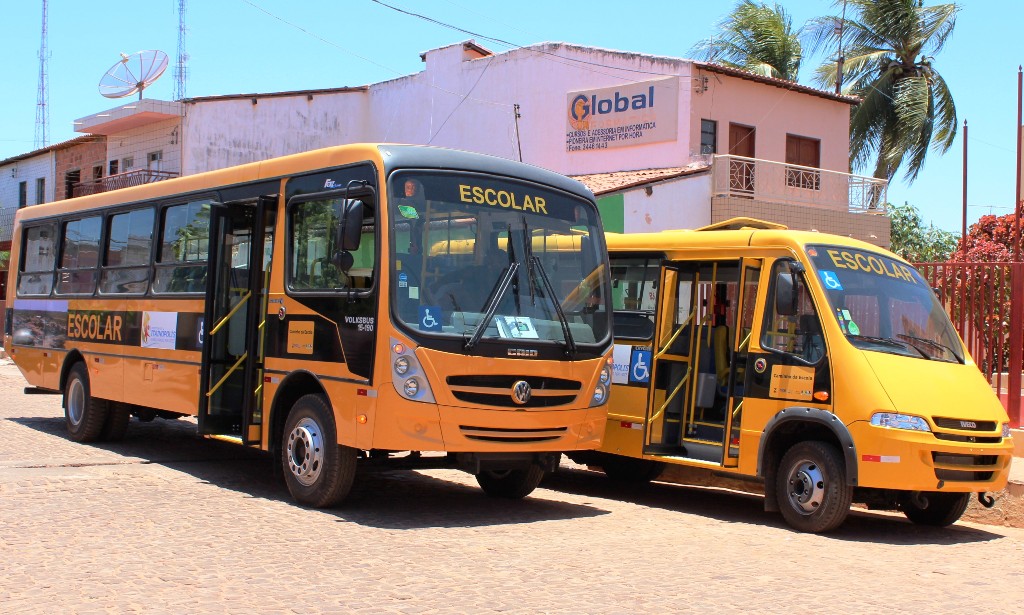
xmin=605 ymin=217 xmax=896 ymax=261
xmin=14 ymin=143 xmax=595 ymax=222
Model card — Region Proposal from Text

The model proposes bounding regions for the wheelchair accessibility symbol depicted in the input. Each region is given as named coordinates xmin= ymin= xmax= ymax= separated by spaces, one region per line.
xmin=630 ymin=349 xmax=651 ymax=384
xmin=819 ymin=270 xmax=844 ymax=291
xmin=419 ymin=306 xmax=442 ymax=331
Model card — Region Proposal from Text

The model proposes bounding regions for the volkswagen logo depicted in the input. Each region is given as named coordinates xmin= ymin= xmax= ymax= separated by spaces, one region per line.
xmin=511 ymin=380 xmax=532 ymax=405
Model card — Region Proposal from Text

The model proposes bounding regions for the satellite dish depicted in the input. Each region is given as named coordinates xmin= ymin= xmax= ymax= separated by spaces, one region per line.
xmin=98 ymin=50 xmax=169 ymax=100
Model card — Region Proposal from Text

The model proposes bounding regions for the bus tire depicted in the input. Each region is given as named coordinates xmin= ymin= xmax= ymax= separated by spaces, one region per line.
xmin=100 ymin=402 xmax=132 ymax=442
xmin=776 ymin=441 xmax=851 ymax=533
xmin=281 ymin=394 xmax=356 ymax=508
xmin=476 ymin=465 xmax=546 ymax=499
xmin=64 ymin=363 xmax=109 ymax=443
xmin=599 ymin=455 xmax=664 ymax=483
xmin=900 ymin=492 xmax=971 ymax=527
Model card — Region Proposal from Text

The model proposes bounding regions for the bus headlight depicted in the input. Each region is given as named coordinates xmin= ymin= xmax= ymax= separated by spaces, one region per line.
xmin=591 ymin=383 xmax=608 ymax=406
xmin=870 ymin=412 xmax=931 ymax=432
xmin=599 ymin=363 xmax=612 ymax=385
xmin=394 ymin=356 xmax=410 ymax=375
xmin=390 ymin=337 xmax=436 ymax=403
xmin=1004 ymin=423 xmax=1012 ymax=438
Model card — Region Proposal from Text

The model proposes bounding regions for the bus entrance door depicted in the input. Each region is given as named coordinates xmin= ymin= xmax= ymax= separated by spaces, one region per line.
xmin=199 ymin=197 xmax=274 ymax=445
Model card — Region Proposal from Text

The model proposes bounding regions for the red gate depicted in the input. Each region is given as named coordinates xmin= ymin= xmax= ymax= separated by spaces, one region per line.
xmin=916 ymin=261 xmax=1023 ymax=427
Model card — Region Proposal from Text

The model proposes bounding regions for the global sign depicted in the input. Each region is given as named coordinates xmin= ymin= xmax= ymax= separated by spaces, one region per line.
xmin=566 ymin=77 xmax=678 ymax=152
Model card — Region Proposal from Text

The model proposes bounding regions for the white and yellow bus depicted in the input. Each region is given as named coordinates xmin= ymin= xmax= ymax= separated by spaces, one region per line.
xmin=571 ymin=218 xmax=1014 ymax=532
xmin=6 ymin=143 xmax=613 ymax=506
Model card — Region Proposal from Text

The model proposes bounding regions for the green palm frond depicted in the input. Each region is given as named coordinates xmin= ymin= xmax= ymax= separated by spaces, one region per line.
xmin=691 ymin=1 xmax=803 ymax=81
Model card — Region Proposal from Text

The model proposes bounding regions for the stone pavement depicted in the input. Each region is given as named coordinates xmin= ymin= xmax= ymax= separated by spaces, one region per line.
xmin=2 ymin=358 xmax=1024 ymax=614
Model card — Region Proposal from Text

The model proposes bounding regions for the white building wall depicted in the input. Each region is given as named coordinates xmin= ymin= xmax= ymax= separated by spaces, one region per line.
xmin=182 ymin=92 xmax=371 ymax=175
xmin=621 ymin=174 xmax=712 ymax=233
xmin=106 ymin=118 xmax=182 ymax=175
xmin=182 ymin=43 xmax=700 ymax=178
xmin=0 ymin=154 xmax=55 ymax=208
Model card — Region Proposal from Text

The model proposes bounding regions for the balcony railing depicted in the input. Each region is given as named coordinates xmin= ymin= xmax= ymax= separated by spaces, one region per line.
xmin=72 ymin=169 xmax=179 ymax=198
xmin=712 ymin=155 xmax=888 ymax=214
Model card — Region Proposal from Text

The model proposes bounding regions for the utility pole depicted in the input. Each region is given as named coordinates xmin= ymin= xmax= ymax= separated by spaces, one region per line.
xmin=834 ymin=0 xmax=847 ymax=95
xmin=961 ymin=119 xmax=967 ymax=259
xmin=34 ymin=0 xmax=50 ymax=150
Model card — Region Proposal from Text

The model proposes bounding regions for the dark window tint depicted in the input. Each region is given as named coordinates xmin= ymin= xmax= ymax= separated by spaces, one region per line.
xmin=153 ymin=200 xmax=211 ymax=293
xmin=17 ymin=224 xmax=56 ymax=295
xmin=101 ymin=208 xmax=154 ymax=294
xmin=56 ymin=216 xmax=102 ymax=294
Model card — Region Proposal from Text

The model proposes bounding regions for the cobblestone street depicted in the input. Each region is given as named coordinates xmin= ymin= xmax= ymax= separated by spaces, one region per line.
xmin=2 ymin=359 xmax=1023 ymax=614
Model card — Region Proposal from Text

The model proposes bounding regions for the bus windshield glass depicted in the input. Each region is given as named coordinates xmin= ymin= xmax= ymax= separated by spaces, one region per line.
xmin=806 ymin=245 xmax=963 ymax=363
xmin=390 ymin=171 xmax=609 ymax=347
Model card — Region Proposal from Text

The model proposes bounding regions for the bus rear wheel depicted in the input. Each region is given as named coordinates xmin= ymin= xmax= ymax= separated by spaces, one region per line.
xmin=900 ymin=492 xmax=971 ymax=527
xmin=281 ymin=394 xmax=356 ymax=508
xmin=476 ymin=465 xmax=546 ymax=499
xmin=776 ymin=441 xmax=852 ymax=533
xmin=64 ymin=363 xmax=109 ymax=443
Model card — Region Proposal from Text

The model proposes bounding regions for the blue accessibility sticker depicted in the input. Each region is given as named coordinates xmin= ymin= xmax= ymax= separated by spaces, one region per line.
xmin=629 ymin=349 xmax=651 ymax=383
xmin=819 ymin=270 xmax=844 ymax=291
xmin=419 ymin=306 xmax=442 ymax=331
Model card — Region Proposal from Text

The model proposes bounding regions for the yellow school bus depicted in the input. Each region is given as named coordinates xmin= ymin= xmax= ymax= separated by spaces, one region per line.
xmin=5 ymin=143 xmax=613 ymax=506
xmin=570 ymin=218 xmax=1013 ymax=532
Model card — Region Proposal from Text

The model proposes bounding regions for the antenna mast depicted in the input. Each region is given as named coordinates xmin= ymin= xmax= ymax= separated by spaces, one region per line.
xmin=34 ymin=0 xmax=50 ymax=149
xmin=173 ymin=0 xmax=188 ymax=100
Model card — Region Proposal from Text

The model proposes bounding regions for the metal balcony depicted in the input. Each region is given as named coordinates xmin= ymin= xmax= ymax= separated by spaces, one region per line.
xmin=712 ymin=154 xmax=888 ymax=213
xmin=72 ymin=169 xmax=179 ymax=198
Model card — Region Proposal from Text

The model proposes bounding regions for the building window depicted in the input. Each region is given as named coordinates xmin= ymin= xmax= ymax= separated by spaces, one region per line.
xmin=700 ymin=119 xmax=717 ymax=155
xmin=65 ymin=170 xmax=81 ymax=201
xmin=35 ymin=178 xmax=45 ymax=205
xmin=122 ymin=157 xmax=134 ymax=171
xmin=18 ymin=181 xmax=27 ymax=208
xmin=147 ymin=151 xmax=163 ymax=172
xmin=109 ymin=159 xmax=119 ymax=175
xmin=785 ymin=134 xmax=821 ymax=190
xmin=92 ymin=165 xmax=103 ymax=180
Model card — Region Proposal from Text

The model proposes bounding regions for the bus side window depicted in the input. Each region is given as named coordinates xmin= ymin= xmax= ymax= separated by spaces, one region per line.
xmin=55 ymin=215 xmax=102 ymax=295
xmin=153 ymin=201 xmax=211 ymax=294
xmin=762 ymin=260 xmax=824 ymax=363
xmin=100 ymin=207 xmax=154 ymax=295
xmin=17 ymin=224 xmax=57 ymax=296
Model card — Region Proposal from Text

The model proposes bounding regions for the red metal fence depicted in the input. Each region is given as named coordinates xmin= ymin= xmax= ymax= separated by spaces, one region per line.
xmin=916 ymin=261 xmax=1022 ymax=427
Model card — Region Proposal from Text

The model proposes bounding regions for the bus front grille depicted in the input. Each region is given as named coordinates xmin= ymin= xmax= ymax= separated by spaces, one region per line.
xmin=931 ymin=452 xmax=999 ymax=482
xmin=446 ymin=375 xmax=581 ymax=408
xmin=932 ymin=417 xmax=998 ymax=432
xmin=459 ymin=425 xmax=568 ymax=443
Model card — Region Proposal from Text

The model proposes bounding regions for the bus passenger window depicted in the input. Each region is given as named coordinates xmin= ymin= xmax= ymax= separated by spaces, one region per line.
xmin=56 ymin=216 xmax=102 ymax=295
xmin=101 ymin=208 xmax=154 ymax=294
xmin=153 ymin=201 xmax=211 ymax=293
xmin=17 ymin=224 xmax=57 ymax=296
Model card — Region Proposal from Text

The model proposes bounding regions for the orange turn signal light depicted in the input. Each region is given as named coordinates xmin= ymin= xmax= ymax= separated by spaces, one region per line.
xmin=813 ymin=391 xmax=830 ymax=402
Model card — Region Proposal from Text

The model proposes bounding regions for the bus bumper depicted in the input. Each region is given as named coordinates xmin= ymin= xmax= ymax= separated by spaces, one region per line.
xmin=848 ymin=421 xmax=1014 ymax=492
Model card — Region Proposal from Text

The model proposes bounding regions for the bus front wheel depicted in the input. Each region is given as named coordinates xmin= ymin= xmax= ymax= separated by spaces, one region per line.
xmin=900 ymin=491 xmax=971 ymax=527
xmin=476 ymin=465 xmax=546 ymax=499
xmin=776 ymin=441 xmax=852 ymax=533
xmin=64 ymin=363 xmax=109 ymax=443
xmin=281 ymin=394 xmax=356 ymax=508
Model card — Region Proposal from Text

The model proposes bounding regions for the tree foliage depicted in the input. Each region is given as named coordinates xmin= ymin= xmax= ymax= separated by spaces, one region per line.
xmin=690 ymin=1 xmax=803 ymax=81
xmin=888 ymin=201 xmax=959 ymax=262
xmin=807 ymin=0 xmax=960 ymax=183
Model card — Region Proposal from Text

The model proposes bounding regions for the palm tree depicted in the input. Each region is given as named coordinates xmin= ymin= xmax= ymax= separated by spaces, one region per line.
xmin=690 ymin=1 xmax=803 ymax=81
xmin=807 ymin=0 xmax=960 ymax=183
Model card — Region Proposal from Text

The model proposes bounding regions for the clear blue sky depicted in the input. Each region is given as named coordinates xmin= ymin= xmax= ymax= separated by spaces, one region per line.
xmin=1 ymin=0 xmax=1021 ymax=233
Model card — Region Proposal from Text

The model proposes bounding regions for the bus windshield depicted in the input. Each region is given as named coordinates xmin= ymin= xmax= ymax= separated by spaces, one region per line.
xmin=805 ymin=245 xmax=963 ymax=363
xmin=390 ymin=171 xmax=609 ymax=348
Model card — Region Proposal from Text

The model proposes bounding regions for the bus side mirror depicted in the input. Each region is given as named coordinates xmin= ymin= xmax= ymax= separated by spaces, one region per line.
xmin=775 ymin=272 xmax=798 ymax=316
xmin=336 ymin=199 xmax=364 ymax=252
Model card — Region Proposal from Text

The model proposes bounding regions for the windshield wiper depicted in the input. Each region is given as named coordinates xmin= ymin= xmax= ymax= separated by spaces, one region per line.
xmin=463 ymin=262 xmax=519 ymax=351
xmin=530 ymin=254 xmax=577 ymax=358
xmin=847 ymin=334 xmax=928 ymax=359
xmin=896 ymin=334 xmax=963 ymax=363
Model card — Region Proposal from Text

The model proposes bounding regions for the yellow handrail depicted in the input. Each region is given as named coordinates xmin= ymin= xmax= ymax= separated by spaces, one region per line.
xmin=649 ymin=368 xmax=691 ymax=424
xmin=209 ymin=291 xmax=251 ymax=336
xmin=655 ymin=311 xmax=695 ymax=361
xmin=206 ymin=352 xmax=248 ymax=398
